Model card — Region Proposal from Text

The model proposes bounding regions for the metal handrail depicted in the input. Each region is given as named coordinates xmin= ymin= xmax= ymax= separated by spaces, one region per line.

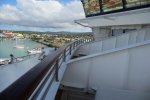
xmin=0 ymin=38 xmax=93 ymax=100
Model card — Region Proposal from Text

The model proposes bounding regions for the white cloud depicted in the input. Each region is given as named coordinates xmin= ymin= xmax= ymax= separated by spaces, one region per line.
xmin=0 ymin=0 xmax=91 ymax=32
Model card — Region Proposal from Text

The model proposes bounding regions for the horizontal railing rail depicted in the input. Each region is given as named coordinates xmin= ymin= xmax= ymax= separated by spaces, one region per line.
xmin=0 ymin=37 xmax=94 ymax=100
xmin=80 ymin=29 xmax=141 ymax=47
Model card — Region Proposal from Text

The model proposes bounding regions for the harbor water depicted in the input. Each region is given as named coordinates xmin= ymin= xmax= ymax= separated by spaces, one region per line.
xmin=0 ymin=39 xmax=47 ymax=60
xmin=0 ymin=39 xmax=55 ymax=92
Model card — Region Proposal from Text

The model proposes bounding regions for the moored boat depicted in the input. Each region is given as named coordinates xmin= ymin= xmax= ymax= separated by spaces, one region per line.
xmin=13 ymin=45 xmax=24 ymax=49
xmin=0 ymin=58 xmax=10 ymax=65
xmin=27 ymin=47 xmax=44 ymax=54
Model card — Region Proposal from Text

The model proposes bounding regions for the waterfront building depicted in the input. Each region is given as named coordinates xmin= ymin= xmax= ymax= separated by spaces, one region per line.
xmin=0 ymin=34 xmax=7 ymax=38
xmin=4 ymin=33 xmax=14 ymax=37
xmin=0 ymin=0 xmax=150 ymax=100
xmin=15 ymin=33 xmax=24 ymax=39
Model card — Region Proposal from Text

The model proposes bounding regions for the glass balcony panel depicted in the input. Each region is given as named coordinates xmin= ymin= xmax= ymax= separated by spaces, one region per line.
xmin=126 ymin=0 xmax=150 ymax=8
xmin=82 ymin=0 xmax=90 ymax=15
xmin=82 ymin=0 xmax=150 ymax=17
xmin=102 ymin=0 xmax=123 ymax=12
xmin=82 ymin=0 xmax=100 ymax=15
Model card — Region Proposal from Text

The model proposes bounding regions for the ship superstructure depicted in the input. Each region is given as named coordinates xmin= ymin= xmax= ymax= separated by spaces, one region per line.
xmin=0 ymin=0 xmax=150 ymax=100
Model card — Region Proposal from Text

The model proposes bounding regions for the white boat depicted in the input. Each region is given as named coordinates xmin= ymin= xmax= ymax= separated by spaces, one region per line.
xmin=13 ymin=45 xmax=24 ymax=49
xmin=27 ymin=47 xmax=43 ymax=54
xmin=0 ymin=58 xmax=10 ymax=65
xmin=13 ymin=38 xmax=24 ymax=49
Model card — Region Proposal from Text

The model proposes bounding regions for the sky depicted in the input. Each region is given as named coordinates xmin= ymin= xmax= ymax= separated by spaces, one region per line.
xmin=0 ymin=0 xmax=91 ymax=32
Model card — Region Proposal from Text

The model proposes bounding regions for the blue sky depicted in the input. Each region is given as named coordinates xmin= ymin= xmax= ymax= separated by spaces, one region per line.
xmin=0 ymin=0 xmax=90 ymax=32
xmin=60 ymin=0 xmax=72 ymax=4
xmin=0 ymin=0 xmax=74 ymax=6
xmin=0 ymin=0 xmax=16 ymax=6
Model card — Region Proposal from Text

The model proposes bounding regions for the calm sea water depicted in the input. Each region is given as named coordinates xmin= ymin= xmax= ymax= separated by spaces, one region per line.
xmin=0 ymin=39 xmax=46 ymax=59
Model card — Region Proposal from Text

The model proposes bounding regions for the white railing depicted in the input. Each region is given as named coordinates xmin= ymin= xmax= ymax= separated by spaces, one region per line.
xmin=62 ymin=35 xmax=150 ymax=95
xmin=76 ymin=28 xmax=150 ymax=56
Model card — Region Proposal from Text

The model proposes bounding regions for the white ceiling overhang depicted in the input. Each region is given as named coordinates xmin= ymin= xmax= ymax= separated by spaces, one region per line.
xmin=75 ymin=8 xmax=150 ymax=28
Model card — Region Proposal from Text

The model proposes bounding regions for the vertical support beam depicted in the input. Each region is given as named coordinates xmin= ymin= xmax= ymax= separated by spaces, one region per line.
xmin=99 ymin=0 xmax=103 ymax=12
xmin=123 ymin=29 xmax=126 ymax=33
xmin=77 ymin=40 xmax=79 ymax=46
xmin=82 ymin=39 xmax=84 ymax=44
xmin=55 ymin=59 xmax=59 ymax=82
xmin=84 ymin=39 xmax=86 ymax=43
xmin=79 ymin=40 xmax=82 ymax=44
xmin=70 ymin=44 xmax=72 ymax=55
xmin=80 ymin=39 xmax=82 ymax=44
xmin=78 ymin=40 xmax=80 ymax=45
xmin=75 ymin=41 xmax=77 ymax=48
xmin=73 ymin=42 xmax=75 ymax=49
xmin=122 ymin=0 xmax=127 ymax=9
xmin=92 ymin=37 xmax=94 ymax=41
xmin=63 ymin=49 xmax=66 ymax=62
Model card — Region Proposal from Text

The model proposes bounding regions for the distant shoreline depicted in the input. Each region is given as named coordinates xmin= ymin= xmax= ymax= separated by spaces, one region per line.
xmin=31 ymin=39 xmax=59 ymax=48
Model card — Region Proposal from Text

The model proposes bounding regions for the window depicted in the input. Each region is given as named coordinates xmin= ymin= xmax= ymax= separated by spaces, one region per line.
xmin=126 ymin=0 xmax=150 ymax=8
xmin=88 ymin=0 xmax=101 ymax=14
xmin=102 ymin=0 xmax=123 ymax=12
xmin=82 ymin=0 xmax=100 ymax=15
xmin=82 ymin=0 xmax=150 ymax=17
xmin=82 ymin=0 xmax=90 ymax=15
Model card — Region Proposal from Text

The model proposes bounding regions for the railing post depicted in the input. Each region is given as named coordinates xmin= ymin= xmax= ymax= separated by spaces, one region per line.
xmin=70 ymin=44 xmax=72 ymax=55
xmin=76 ymin=41 xmax=78 ymax=46
xmin=78 ymin=40 xmax=80 ymax=45
xmin=76 ymin=40 xmax=78 ymax=46
xmin=84 ymin=39 xmax=86 ymax=43
xmin=73 ymin=42 xmax=75 ymax=49
xmin=76 ymin=41 xmax=78 ymax=47
xmin=75 ymin=41 xmax=77 ymax=48
xmin=82 ymin=39 xmax=84 ymax=44
xmin=79 ymin=40 xmax=81 ymax=45
xmin=92 ymin=37 xmax=94 ymax=41
xmin=81 ymin=39 xmax=83 ymax=44
xmin=55 ymin=59 xmax=59 ymax=82
xmin=80 ymin=40 xmax=82 ymax=44
xmin=63 ymin=49 xmax=66 ymax=62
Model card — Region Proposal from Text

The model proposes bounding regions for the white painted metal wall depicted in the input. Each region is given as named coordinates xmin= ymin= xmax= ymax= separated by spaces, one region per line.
xmin=75 ymin=28 xmax=150 ymax=56
xmin=92 ymin=27 xmax=111 ymax=41
xmin=61 ymin=28 xmax=150 ymax=100
xmin=61 ymin=42 xmax=150 ymax=95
